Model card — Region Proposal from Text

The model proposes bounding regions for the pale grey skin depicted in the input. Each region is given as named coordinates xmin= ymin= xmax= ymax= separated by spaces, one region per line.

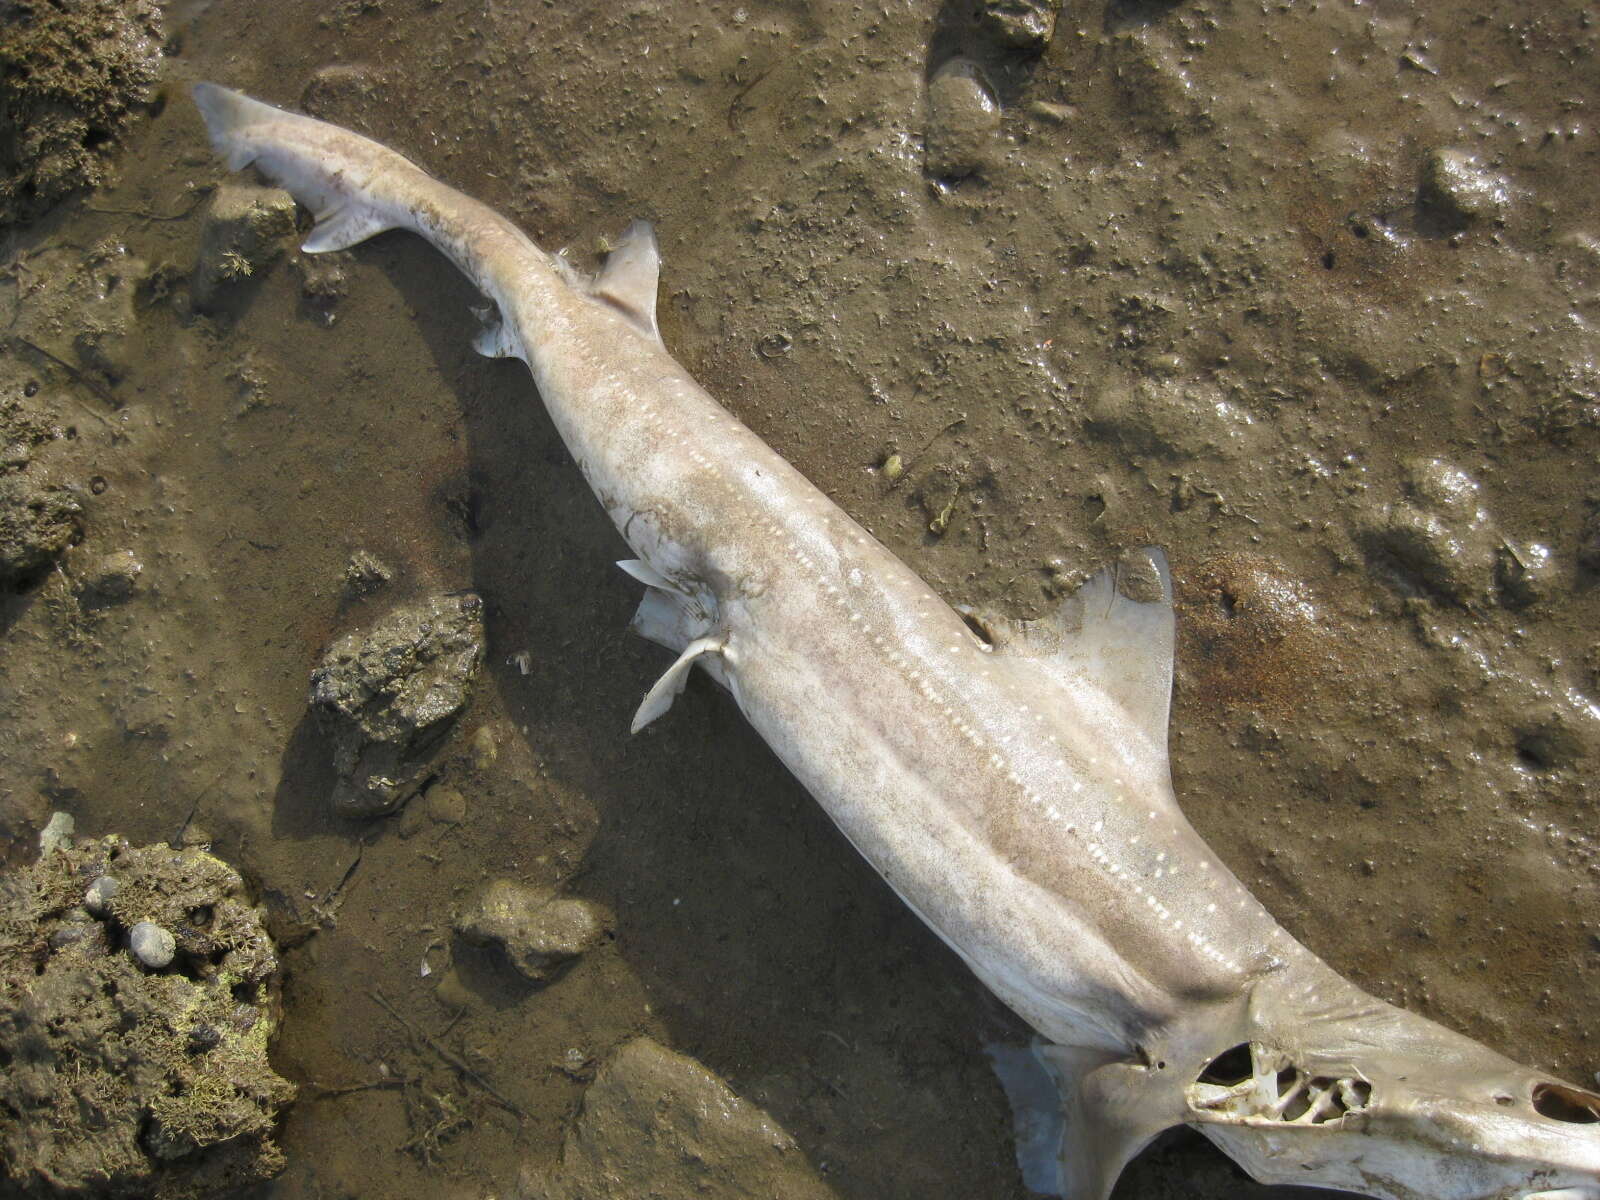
xmin=192 ymin=84 xmax=1600 ymax=1200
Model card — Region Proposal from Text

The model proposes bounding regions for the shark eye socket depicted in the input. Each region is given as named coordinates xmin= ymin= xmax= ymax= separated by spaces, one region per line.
xmin=1532 ymin=1082 xmax=1600 ymax=1124
xmin=1198 ymin=1043 xmax=1254 ymax=1087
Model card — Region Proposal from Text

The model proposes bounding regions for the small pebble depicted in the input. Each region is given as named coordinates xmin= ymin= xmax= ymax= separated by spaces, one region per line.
xmin=84 ymin=875 xmax=119 ymax=916
xmin=1419 ymin=148 xmax=1509 ymax=226
xmin=470 ymin=724 xmax=499 ymax=769
xmin=130 ymin=921 xmax=176 ymax=969
xmin=425 ymin=783 xmax=467 ymax=826
xmin=1497 ymin=541 xmax=1555 ymax=609
xmin=81 ymin=550 xmax=142 ymax=605
xmin=343 ymin=549 xmax=393 ymax=598
xmin=979 ymin=0 xmax=1060 ymax=52
xmin=926 ymin=57 xmax=1001 ymax=180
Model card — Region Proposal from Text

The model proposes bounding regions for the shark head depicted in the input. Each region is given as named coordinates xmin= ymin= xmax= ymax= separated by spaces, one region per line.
xmin=1182 ymin=989 xmax=1600 ymax=1200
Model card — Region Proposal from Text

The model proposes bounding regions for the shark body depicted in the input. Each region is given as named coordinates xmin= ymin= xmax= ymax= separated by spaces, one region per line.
xmin=193 ymin=84 xmax=1600 ymax=1199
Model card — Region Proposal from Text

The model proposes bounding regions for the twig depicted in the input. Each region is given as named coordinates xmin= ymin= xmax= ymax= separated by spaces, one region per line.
xmin=306 ymin=1076 xmax=408 ymax=1100
xmin=367 ymin=988 xmax=525 ymax=1119
xmin=83 ymin=189 xmax=210 ymax=222
xmin=6 ymin=335 xmax=117 ymax=424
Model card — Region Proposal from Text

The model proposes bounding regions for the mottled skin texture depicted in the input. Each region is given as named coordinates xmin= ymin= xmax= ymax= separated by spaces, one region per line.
xmin=191 ymin=84 xmax=1600 ymax=1200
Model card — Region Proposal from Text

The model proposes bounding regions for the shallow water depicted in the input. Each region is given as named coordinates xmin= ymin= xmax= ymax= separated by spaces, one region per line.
xmin=2 ymin=1 xmax=1598 ymax=1196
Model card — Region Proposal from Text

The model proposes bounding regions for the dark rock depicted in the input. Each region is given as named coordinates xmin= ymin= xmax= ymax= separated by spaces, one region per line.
xmin=979 ymin=0 xmax=1060 ymax=52
xmin=310 ymin=592 xmax=485 ymax=817
xmin=342 ymin=548 xmax=392 ymax=598
xmin=77 ymin=547 xmax=143 ymax=606
xmin=0 ymin=472 xmax=82 ymax=587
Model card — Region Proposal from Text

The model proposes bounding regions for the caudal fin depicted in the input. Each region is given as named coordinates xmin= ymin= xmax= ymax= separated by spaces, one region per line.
xmin=191 ymin=83 xmax=280 ymax=171
xmin=190 ymin=82 xmax=403 ymax=254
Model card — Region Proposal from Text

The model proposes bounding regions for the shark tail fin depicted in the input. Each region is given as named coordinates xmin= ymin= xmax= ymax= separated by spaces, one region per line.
xmin=990 ymin=1041 xmax=1178 ymax=1199
xmin=192 ymin=82 xmax=407 ymax=254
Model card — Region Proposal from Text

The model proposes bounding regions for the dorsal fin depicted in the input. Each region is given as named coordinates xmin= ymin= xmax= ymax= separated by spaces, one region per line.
xmin=592 ymin=219 xmax=661 ymax=337
xmin=979 ymin=548 xmax=1174 ymax=750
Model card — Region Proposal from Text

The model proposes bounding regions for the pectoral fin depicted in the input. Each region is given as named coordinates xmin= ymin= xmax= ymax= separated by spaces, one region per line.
xmin=631 ymin=636 xmax=724 ymax=734
xmin=301 ymin=202 xmax=396 ymax=253
xmin=993 ymin=1041 xmax=1179 ymax=1200
xmin=470 ymin=303 xmax=522 ymax=359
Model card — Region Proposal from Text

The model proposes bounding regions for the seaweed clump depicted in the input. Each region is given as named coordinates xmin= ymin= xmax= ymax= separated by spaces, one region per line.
xmin=0 ymin=831 xmax=294 ymax=1197
xmin=0 ymin=0 xmax=164 ymax=226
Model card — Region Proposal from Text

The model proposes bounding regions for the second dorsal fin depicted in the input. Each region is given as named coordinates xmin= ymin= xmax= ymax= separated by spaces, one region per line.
xmin=592 ymin=219 xmax=661 ymax=337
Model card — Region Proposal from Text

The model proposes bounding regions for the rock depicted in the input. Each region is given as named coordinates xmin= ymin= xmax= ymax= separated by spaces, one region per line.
xmin=0 ymin=0 xmax=164 ymax=226
xmin=925 ymin=57 xmax=1001 ymax=181
xmin=1419 ymin=148 xmax=1509 ymax=227
xmin=1514 ymin=705 xmax=1592 ymax=773
xmin=0 ymin=472 xmax=82 ymax=587
xmin=1368 ymin=506 xmax=1493 ymax=602
xmin=1086 ymin=376 xmax=1256 ymax=460
xmin=310 ymin=592 xmax=485 ymax=817
xmin=130 ymin=920 xmax=175 ymax=968
xmin=300 ymin=62 xmax=382 ymax=120
xmin=1362 ymin=457 xmax=1497 ymax=602
xmin=0 ymin=834 xmax=292 ymax=1196
xmin=424 ymin=781 xmax=467 ymax=825
xmin=1404 ymin=456 xmax=1481 ymax=515
xmin=396 ymin=799 xmax=428 ymax=839
xmin=1497 ymin=540 xmax=1555 ymax=609
xmin=519 ymin=1037 xmax=835 ymax=1200
xmin=77 ymin=547 xmax=143 ymax=605
xmin=37 ymin=809 xmax=75 ymax=855
xmin=192 ymin=183 xmax=299 ymax=309
xmin=295 ymin=251 xmax=349 ymax=321
xmin=456 ymin=879 xmax=606 ymax=983
xmin=1113 ymin=25 xmax=1204 ymax=136
xmin=979 ymin=0 xmax=1060 ymax=52
xmin=342 ymin=548 xmax=393 ymax=598
xmin=469 ymin=723 xmax=499 ymax=769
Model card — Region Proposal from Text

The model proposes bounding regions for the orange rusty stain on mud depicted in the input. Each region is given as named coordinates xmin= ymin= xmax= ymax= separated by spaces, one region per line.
xmin=1175 ymin=553 xmax=1337 ymax=712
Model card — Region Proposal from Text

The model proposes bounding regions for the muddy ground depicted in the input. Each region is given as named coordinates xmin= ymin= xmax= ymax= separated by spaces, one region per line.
xmin=2 ymin=0 xmax=1598 ymax=1197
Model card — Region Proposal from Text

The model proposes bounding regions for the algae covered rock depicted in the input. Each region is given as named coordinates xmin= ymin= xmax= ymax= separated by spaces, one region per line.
xmin=0 ymin=0 xmax=164 ymax=227
xmin=190 ymin=183 xmax=298 ymax=309
xmin=0 ymin=829 xmax=293 ymax=1197
xmin=310 ymin=591 xmax=485 ymax=817
xmin=0 ymin=471 xmax=82 ymax=587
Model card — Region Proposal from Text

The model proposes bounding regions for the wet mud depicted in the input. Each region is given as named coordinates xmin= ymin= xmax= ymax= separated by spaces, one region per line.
xmin=1 ymin=1 xmax=1597 ymax=1197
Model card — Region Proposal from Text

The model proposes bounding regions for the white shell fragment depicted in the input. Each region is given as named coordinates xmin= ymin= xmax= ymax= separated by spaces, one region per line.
xmin=83 ymin=875 xmax=119 ymax=916
xmin=129 ymin=921 xmax=176 ymax=969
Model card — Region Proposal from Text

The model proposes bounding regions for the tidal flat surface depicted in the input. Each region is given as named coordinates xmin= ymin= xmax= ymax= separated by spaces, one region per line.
xmin=2 ymin=1 xmax=1597 ymax=1196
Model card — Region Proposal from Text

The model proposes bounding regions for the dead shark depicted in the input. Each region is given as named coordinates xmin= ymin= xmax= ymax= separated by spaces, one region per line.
xmin=192 ymin=83 xmax=1600 ymax=1200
